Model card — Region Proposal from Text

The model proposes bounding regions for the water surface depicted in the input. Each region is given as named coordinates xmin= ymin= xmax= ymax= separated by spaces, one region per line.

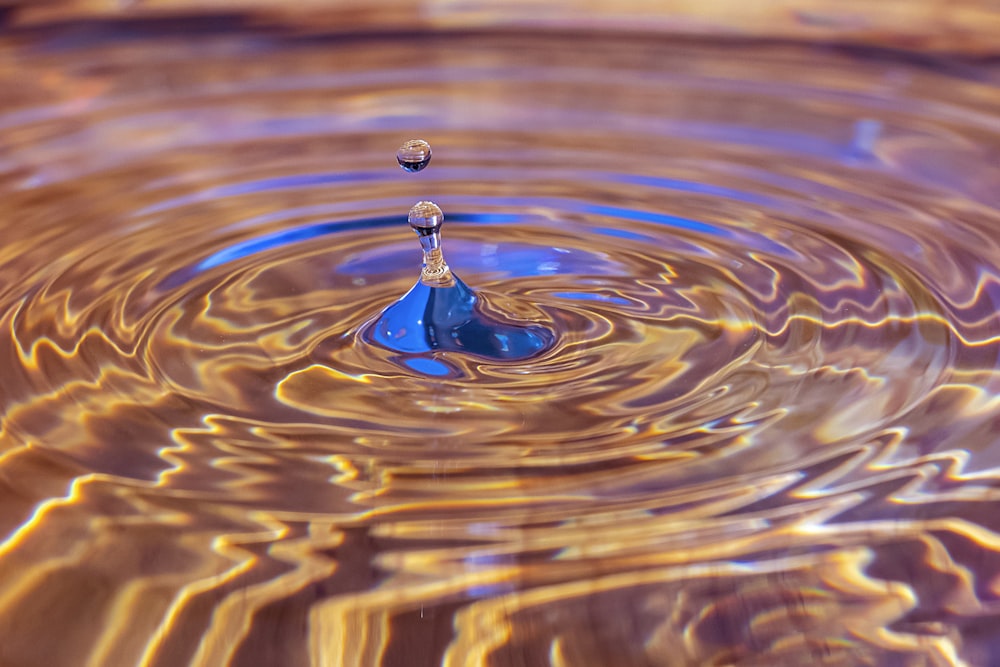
xmin=1 ymin=22 xmax=999 ymax=667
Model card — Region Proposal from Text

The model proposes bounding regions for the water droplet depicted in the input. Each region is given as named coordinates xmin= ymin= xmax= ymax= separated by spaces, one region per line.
xmin=408 ymin=200 xmax=443 ymax=235
xmin=396 ymin=139 xmax=432 ymax=173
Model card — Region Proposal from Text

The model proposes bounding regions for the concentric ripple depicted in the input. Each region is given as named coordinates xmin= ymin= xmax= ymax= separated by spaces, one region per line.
xmin=0 ymin=21 xmax=999 ymax=667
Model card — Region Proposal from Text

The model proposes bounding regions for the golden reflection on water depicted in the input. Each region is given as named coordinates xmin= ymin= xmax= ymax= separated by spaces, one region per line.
xmin=0 ymin=10 xmax=999 ymax=667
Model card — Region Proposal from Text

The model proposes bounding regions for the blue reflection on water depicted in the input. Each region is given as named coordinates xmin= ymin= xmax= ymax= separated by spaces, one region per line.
xmin=367 ymin=274 xmax=551 ymax=360
xmin=398 ymin=356 xmax=453 ymax=376
xmin=585 ymin=204 xmax=730 ymax=237
xmin=552 ymin=291 xmax=631 ymax=306
xmin=196 ymin=215 xmax=401 ymax=270
xmin=607 ymin=174 xmax=772 ymax=205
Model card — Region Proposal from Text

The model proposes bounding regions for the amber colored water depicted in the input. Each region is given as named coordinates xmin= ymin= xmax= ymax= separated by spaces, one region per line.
xmin=1 ymin=20 xmax=1000 ymax=667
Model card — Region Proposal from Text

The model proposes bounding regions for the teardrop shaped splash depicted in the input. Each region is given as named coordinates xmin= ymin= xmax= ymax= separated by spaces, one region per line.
xmin=366 ymin=141 xmax=552 ymax=361
xmin=369 ymin=274 xmax=552 ymax=359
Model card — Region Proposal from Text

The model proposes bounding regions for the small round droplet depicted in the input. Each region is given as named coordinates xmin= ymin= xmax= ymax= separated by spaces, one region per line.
xmin=396 ymin=139 xmax=433 ymax=173
xmin=408 ymin=200 xmax=444 ymax=234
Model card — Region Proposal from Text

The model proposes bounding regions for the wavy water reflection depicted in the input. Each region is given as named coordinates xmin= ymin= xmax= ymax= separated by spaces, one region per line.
xmin=0 ymin=20 xmax=999 ymax=667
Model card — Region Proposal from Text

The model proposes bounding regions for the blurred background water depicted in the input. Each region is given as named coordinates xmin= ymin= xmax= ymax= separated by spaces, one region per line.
xmin=0 ymin=2 xmax=999 ymax=666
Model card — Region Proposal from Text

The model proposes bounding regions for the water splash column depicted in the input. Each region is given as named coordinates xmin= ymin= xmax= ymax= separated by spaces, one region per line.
xmin=408 ymin=201 xmax=454 ymax=288
xmin=366 ymin=140 xmax=552 ymax=361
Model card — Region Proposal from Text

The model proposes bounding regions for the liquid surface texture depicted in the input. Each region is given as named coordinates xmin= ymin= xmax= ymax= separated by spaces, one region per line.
xmin=0 ymin=22 xmax=999 ymax=667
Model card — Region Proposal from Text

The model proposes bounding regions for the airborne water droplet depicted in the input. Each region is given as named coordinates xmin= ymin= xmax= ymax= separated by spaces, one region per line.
xmin=408 ymin=200 xmax=443 ymax=235
xmin=396 ymin=139 xmax=432 ymax=173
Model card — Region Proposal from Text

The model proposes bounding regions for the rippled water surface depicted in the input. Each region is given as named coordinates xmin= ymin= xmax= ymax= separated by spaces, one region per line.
xmin=1 ymin=22 xmax=1000 ymax=667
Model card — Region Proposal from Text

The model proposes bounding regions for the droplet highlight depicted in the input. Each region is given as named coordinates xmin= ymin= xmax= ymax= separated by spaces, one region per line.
xmin=396 ymin=139 xmax=432 ymax=173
